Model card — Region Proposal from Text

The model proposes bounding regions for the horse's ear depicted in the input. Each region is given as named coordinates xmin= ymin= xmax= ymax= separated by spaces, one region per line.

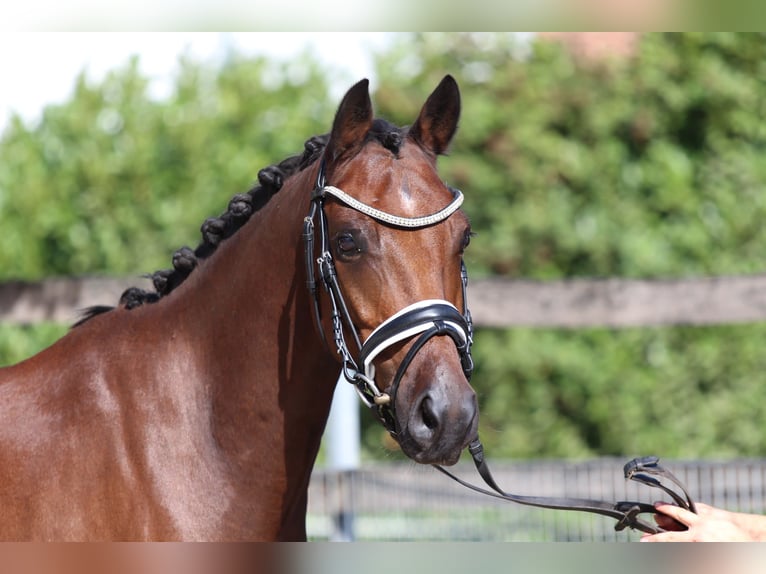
xmin=409 ymin=75 xmax=461 ymax=156
xmin=326 ymin=78 xmax=374 ymax=162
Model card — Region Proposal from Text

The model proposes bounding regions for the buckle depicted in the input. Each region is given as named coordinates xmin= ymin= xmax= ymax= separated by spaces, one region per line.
xmin=624 ymin=455 xmax=697 ymax=514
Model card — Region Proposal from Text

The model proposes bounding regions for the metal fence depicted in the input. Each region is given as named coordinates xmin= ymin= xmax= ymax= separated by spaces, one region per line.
xmin=307 ymin=458 xmax=766 ymax=541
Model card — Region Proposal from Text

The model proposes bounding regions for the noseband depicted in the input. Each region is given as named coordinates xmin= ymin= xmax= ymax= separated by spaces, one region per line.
xmin=302 ymin=161 xmax=473 ymax=435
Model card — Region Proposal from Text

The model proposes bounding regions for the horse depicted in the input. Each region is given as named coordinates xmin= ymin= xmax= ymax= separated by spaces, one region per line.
xmin=0 ymin=75 xmax=478 ymax=541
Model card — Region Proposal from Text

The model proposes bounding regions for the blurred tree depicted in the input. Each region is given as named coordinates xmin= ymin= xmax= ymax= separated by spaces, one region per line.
xmin=0 ymin=52 xmax=334 ymax=280
xmin=366 ymin=32 xmax=766 ymax=460
xmin=0 ymin=324 xmax=68 ymax=367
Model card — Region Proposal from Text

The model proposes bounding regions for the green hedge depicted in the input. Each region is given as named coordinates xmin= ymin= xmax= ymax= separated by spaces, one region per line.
xmin=0 ymin=324 xmax=69 ymax=366
xmin=0 ymin=54 xmax=334 ymax=280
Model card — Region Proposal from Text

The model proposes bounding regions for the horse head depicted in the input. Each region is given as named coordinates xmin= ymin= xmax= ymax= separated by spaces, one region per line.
xmin=307 ymin=75 xmax=478 ymax=465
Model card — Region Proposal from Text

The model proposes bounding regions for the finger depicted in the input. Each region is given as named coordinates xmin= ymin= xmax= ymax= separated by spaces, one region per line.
xmin=654 ymin=513 xmax=686 ymax=532
xmin=691 ymin=502 xmax=714 ymax=515
xmin=654 ymin=502 xmax=698 ymax=526
xmin=641 ymin=531 xmax=691 ymax=543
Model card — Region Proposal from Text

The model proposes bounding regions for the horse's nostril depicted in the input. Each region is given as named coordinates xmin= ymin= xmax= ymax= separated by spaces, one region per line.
xmin=420 ymin=396 xmax=440 ymax=431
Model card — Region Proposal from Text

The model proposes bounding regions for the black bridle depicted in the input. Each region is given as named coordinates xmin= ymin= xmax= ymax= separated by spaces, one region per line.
xmin=302 ymin=162 xmax=696 ymax=536
xmin=303 ymin=161 xmax=473 ymax=434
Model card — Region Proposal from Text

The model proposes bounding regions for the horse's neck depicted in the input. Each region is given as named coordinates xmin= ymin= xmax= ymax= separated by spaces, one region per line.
xmin=168 ymin=166 xmax=339 ymax=527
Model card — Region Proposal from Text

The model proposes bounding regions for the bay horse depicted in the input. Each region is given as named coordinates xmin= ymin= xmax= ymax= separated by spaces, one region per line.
xmin=0 ymin=75 xmax=478 ymax=541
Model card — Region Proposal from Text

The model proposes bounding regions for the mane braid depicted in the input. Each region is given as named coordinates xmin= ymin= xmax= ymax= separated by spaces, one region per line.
xmin=74 ymin=124 xmax=404 ymax=327
xmin=74 ymin=133 xmax=329 ymax=326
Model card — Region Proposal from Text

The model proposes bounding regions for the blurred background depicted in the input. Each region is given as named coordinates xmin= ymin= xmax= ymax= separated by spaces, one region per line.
xmin=2 ymin=32 xmax=766 ymax=540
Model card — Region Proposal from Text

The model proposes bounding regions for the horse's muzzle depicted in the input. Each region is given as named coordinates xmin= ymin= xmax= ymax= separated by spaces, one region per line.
xmin=397 ymin=365 xmax=479 ymax=466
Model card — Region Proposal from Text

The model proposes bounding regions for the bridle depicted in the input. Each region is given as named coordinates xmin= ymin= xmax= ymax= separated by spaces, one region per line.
xmin=302 ymin=160 xmax=696 ymax=536
xmin=303 ymin=160 xmax=474 ymax=434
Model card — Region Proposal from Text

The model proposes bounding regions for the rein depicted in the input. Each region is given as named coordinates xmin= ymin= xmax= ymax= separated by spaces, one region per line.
xmin=435 ymin=445 xmax=697 ymax=535
xmin=302 ymin=161 xmax=697 ymax=536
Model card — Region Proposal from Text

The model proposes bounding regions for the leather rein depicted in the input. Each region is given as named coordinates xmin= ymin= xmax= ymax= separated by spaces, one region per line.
xmin=435 ymin=447 xmax=696 ymax=535
xmin=302 ymin=163 xmax=697 ymax=536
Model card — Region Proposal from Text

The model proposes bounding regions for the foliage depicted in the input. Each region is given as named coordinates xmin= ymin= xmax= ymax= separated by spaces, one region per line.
xmin=0 ymin=53 xmax=334 ymax=280
xmin=0 ymin=323 xmax=68 ymax=366
xmin=3 ymin=34 xmax=766 ymax=460
xmin=375 ymin=33 xmax=766 ymax=280
xmin=370 ymin=33 xmax=766 ymax=459
xmin=471 ymin=324 xmax=766 ymax=459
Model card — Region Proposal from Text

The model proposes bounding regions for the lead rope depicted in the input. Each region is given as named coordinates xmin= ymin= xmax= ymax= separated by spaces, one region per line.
xmin=434 ymin=440 xmax=697 ymax=535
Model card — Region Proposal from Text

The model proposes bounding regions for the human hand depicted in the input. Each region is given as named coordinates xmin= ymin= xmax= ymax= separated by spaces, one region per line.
xmin=641 ymin=502 xmax=755 ymax=542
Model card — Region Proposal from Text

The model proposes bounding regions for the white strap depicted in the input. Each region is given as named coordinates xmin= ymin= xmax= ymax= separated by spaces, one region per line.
xmin=336 ymin=300 xmax=469 ymax=408
xmin=360 ymin=300 xmax=468 ymax=381
xmin=322 ymin=185 xmax=464 ymax=228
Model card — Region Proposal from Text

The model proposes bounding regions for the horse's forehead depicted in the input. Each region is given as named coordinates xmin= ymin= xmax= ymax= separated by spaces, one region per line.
xmin=337 ymin=142 xmax=450 ymax=213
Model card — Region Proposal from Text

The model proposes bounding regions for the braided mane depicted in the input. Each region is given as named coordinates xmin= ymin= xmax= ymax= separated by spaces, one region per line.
xmin=76 ymin=119 xmax=405 ymax=326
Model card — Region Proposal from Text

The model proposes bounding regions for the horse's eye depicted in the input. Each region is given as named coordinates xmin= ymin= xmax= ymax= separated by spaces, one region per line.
xmin=461 ymin=229 xmax=474 ymax=253
xmin=337 ymin=233 xmax=359 ymax=254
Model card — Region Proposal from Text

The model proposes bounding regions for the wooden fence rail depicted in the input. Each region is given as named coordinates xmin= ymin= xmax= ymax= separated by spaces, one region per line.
xmin=3 ymin=273 xmax=766 ymax=328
